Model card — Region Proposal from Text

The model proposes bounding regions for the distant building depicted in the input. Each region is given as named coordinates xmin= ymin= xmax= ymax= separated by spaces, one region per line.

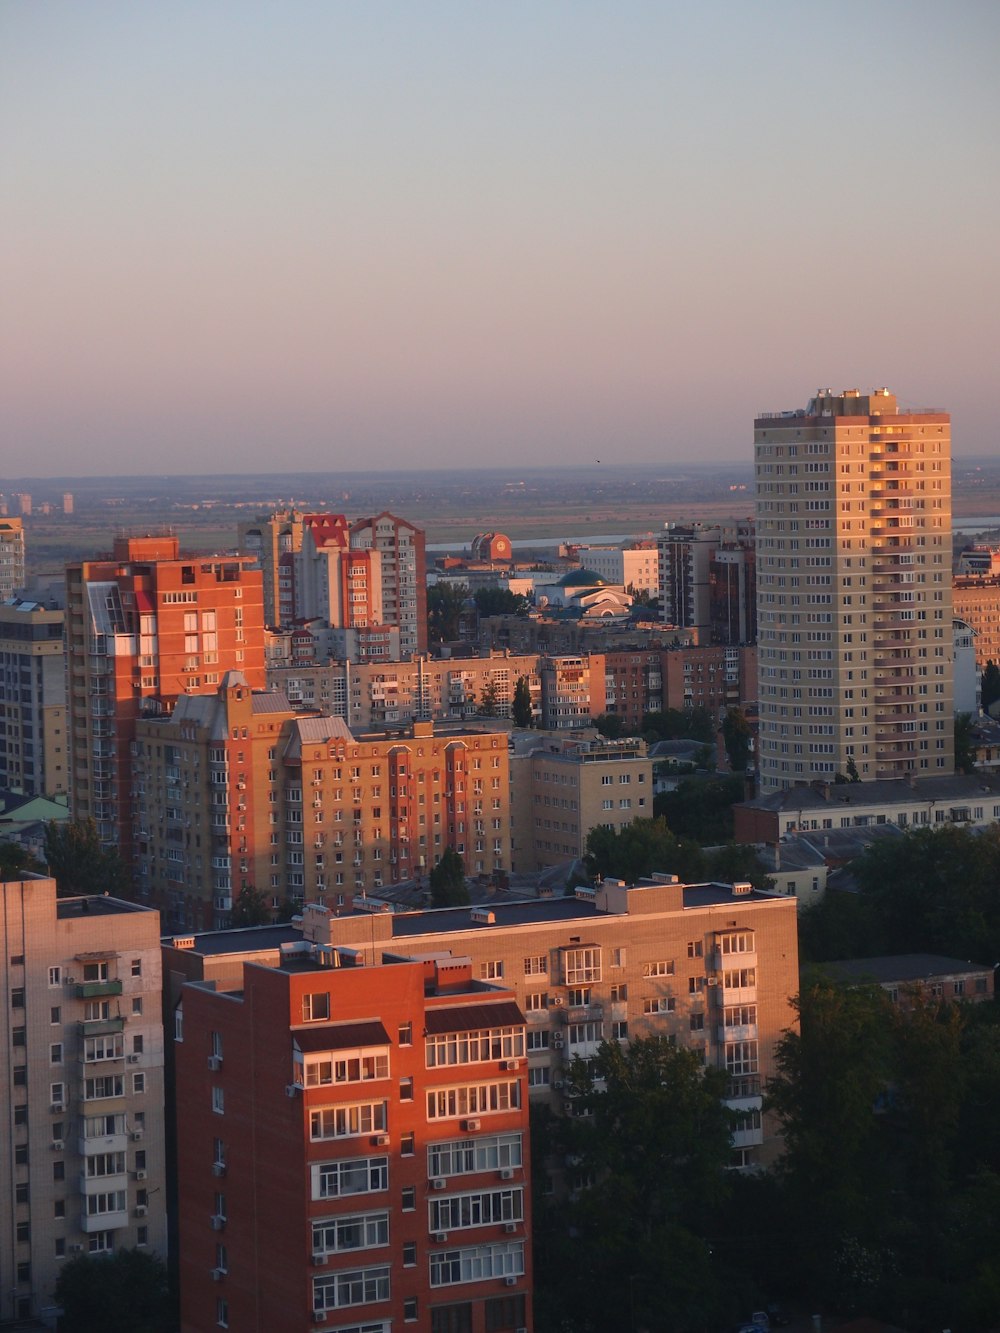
xmin=0 ymin=596 xmax=67 ymax=797
xmin=174 ymin=950 xmax=532 ymax=1333
xmin=62 ymin=492 xmax=74 ymax=516
xmin=570 ymin=543 xmax=659 ymax=596
xmin=0 ymin=875 xmax=167 ymax=1324
xmin=509 ymin=734 xmax=653 ymax=870
xmin=755 ymin=389 xmax=953 ymax=790
xmin=16 ymin=492 xmax=32 ymax=517
xmin=952 ymin=574 xmax=1000 ymax=673
xmin=470 ymin=531 xmax=514 ymax=562
xmin=66 ymin=535 xmax=265 ymax=859
xmin=955 ymin=544 xmax=1000 ymax=577
xmin=822 ymin=954 xmax=994 ymax=1006
xmin=0 ymin=517 xmax=26 ymax=600
xmin=657 ymin=522 xmax=755 ymax=645
xmin=237 ymin=508 xmax=305 ymax=628
xmin=953 ymin=618 xmax=980 ymax=714
xmin=733 ymin=774 xmax=1000 ymax=845
xmin=350 ymin=512 xmax=428 ymax=658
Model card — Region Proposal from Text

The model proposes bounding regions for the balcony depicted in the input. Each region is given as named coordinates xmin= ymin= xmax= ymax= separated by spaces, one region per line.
xmin=77 ymin=1017 xmax=125 ymax=1037
xmin=718 ymin=1023 xmax=758 ymax=1044
xmin=732 ymin=1122 xmax=765 ymax=1149
xmin=79 ymin=1170 xmax=128 ymax=1195
xmin=81 ymin=1207 xmax=129 ymax=1233
xmin=78 ymin=1131 xmax=128 ymax=1157
xmin=75 ymin=980 xmax=123 ymax=1000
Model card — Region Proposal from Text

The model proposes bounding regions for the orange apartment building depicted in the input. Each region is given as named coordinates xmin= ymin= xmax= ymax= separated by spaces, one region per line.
xmin=66 ymin=537 xmax=265 ymax=859
xmin=952 ymin=575 xmax=1000 ymax=673
xmin=175 ymin=951 xmax=531 ymax=1333
xmin=134 ymin=682 xmax=512 ymax=930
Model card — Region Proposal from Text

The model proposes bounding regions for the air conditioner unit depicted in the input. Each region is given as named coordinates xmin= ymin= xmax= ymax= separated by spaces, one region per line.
xmin=551 ymin=996 xmax=564 ymax=1006
xmin=431 ymin=1178 xmax=446 ymax=1190
xmin=313 ymin=1312 xmax=327 ymax=1324
xmin=504 ymin=1275 xmax=518 ymax=1287
xmin=212 ymin=1162 xmax=227 ymax=1177
xmin=501 ymin=1060 xmax=519 ymax=1071
xmin=211 ymin=1214 xmax=226 ymax=1231
xmin=69 ymin=1243 xmax=83 ymax=1253
xmin=127 ymin=1054 xmax=141 ymax=1064
xmin=50 ymin=1102 xmax=65 ymax=1114
xmin=208 ymin=1055 xmax=222 ymax=1071
xmin=312 ymin=1253 xmax=328 ymax=1267
xmin=285 ymin=1084 xmax=300 ymax=1098
xmin=371 ymin=1134 xmax=390 ymax=1147
xmin=211 ymin=1267 xmax=225 ymax=1282
xmin=133 ymin=1130 xmax=144 ymax=1141
xmin=462 ymin=1118 xmax=481 ymax=1132
xmin=433 ymin=1231 xmax=448 ymax=1243
xmin=499 ymin=1167 xmax=514 ymax=1180
xmin=134 ymin=1205 xmax=147 ymax=1217
xmin=51 ymin=1139 xmax=64 ymax=1151
xmin=552 ymin=1036 xmax=564 ymax=1049
xmin=553 ymin=1080 xmax=564 ymax=1091
xmin=135 ymin=1170 xmax=147 ymax=1181
xmin=504 ymin=1222 xmax=518 ymax=1233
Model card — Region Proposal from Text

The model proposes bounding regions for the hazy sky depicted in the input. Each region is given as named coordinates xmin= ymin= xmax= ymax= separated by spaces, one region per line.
xmin=3 ymin=1 xmax=998 ymax=477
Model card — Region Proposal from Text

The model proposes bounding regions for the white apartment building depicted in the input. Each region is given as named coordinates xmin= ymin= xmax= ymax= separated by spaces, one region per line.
xmin=0 ymin=876 xmax=167 ymax=1323
xmin=755 ymin=388 xmax=953 ymax=791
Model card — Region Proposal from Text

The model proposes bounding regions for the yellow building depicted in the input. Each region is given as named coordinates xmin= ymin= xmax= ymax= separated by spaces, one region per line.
xmin=756 ymin=388 xmax=953 ymax=790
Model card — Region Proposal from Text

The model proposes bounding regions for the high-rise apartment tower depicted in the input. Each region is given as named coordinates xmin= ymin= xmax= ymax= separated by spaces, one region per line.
xmin=755 ymin=388 xmax=952 ymax=791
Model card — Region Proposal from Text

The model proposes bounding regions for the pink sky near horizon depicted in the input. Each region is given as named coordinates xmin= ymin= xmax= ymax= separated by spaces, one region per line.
xmin=2 ymin=1 xmax=999 ymax=477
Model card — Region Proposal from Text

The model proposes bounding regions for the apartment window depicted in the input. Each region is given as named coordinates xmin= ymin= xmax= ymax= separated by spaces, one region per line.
xmin=432 ymin=1305 xmax=473 ymax=1333
xmin=427 ymin=1132 xmax=523 ymax=1179
xmin=523 ymin=955 xmax=547 ymax=977
xmin=131 ymin=959 xmax=142 ymax=977
xmin=485 ymin=1294 xmax=528 ymax=1331
xmin=403 ymin=1242 xmax=417 ymax=1268
xmin=310 ymin=1102 xmax=387 ymax=1141
xmin=642 ymin=961 xmax=674 ymax=978
xmin=305 ymin=1049 xmax=390 ymax=1086
xmin=526 ymin=1030 xmax=548 ymax=1051
xmin=313 ymin=1264 xmax=390 ymax=1310
xmin=686 ymin=941 xmax=703 ymax=959
xmin=212 ymin=1087 xmax=225 ymax=1115
xmin=132 ymin=1072 xmax=145 ymax=1094
xmin=563 ymin=946 xmax=601 ymax=984
xmin=479 ymin=961 xmax=504 ymax=981
xmin=426 ymin=1027 xmax=524 ymax=1067
xmin=50 ymin=1006 xmax=61 ymax=1024
xmin=11 ymin=987 xmax=24 ymax=1008
xmin=690 ymin=1014 xmax=705 ymax=1031
xmin=430 ymin=1186 xmax=524 ymax=1232
xmin=312 ymin=1210 xmax=390 ymax=1255
xmin=404 ymin=1297 xmax=418 ymax=1322
xmin=401 ymin=1132 xmax=415 ymax=1156
xmin=429 ymin=1241 xmax=524 ymax=1287
xmin=426 ymin=1080 xmax=520 ymax=1121
xmin=303 ymin=992 xmax=331 ymax=1022
xmin=50 ymin=1043 xmax=63 ymax=1064
xmin=400 ymin=1077 xmax=414 ymax=1102
xmin=611 ymin=1020 xmax=628 ymax=1040
xmin=524 ymin=992 xmax=548 ymax=1011
xmin=402 ymin=1186 xmax=416 ymax=1211
xmin=398 ymin=1023 xmax=413 ymax=1046
xmin=48 ymin=966 xmax=61 ymax=987
xmin=611 ymin=947 xmax=626 ymax=967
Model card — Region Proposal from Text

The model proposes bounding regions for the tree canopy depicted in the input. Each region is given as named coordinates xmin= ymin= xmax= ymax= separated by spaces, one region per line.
xmin=533 ymin=1037 xmax=740 ymax=1333
xmin=473 ymin=586 xmax=530 ymax=618
xmin=642 ymin=707 xmax=715 ymax=744
xmin=43 ymin=819 xmax=131 ymax=898
xmin=228 ymin=885 xmax=273 ymax=927
xmin=721 ymin=707 xmax=752 ymax=772
xmin=585 ymin=815 xmax=769 ymax=890
xmin=512 ymin=675 xmax=533 ymax=728
xmin=426 ymin=581 xmax=469 ymax=645
xmin=982 ymin=659 xmax=1000 ymax=714
xmin=428 ymin=847 xmax=469 ymax=907
xmin=55 ymin=1247 xmax=174 ymax=1333
xmin=654 ymin=775 xmax=744 ymax=844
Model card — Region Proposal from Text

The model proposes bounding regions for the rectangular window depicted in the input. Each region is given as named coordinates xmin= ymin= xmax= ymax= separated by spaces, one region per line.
xmin=522 ymin=956 xmax=547 ymax=977
xmin=563 ymin=947 xmax=601 ymax=984
xmin=427 ymin=1132 xmax=523 ymax=1179
xmin=642 ymin=961 xmax=674 ymax=977
xmin=426 ymin=1081 xmax=520 ymax=1121
xmin=430 ymin=1187 xmax=524 ymax=1232
xmin=642 ymin=997 xmax=674 ymax=1014
xmin=311 ymin=1156 xmax=389 ymax=1200
xmin=313 ymin=1264 xmax=391 ymax=1311
xmin=429 ymin=1241 xmax=524 ymax=1288
xmin=479 ymin=961 xmax=504 ymax=980
xmin=302 ymin=992 xmax=331 ymax=1022
xmin=304 ymin=1049 xmax=390 ymax=1085
xmin=311 ymin=1210 xmax=389 ymax=1256
xmin=425 ymin=1028 xmax=524 ymax=1068
xmin=310 ymin=1102 xmax=387 ymax=1141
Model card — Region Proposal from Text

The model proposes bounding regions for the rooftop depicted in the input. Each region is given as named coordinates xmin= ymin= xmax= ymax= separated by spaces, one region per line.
xmin=56 ymin=895 xmax=152 ymax=919
xmin=738 ymin=774 xmax=1000 ymax=815
xmin=821 ymin=954 xmax=994 ymax=986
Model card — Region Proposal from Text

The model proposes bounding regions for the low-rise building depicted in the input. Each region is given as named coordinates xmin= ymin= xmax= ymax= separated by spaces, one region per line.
xmin=0 ymin=875 xmax=167 ymax=1323
xmin=822 ymin=954 xmax=994 ymax=1006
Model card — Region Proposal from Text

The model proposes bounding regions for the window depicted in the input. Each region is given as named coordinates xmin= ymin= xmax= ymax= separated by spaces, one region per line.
xmin=132 ymin=997 xmax=143 ymax=1016
xmin=524 ymin=992 xmax=548 ymax=1012
xmin=48 ymin=966 xmax=61 ymax=986
xmin=523 ymin=956 xmax=547 ymax=977
xmin=50 ymin=1006 xmax=61 ymax=1025
xmin=310 ymin=1102 xmax=387 ymax=1141
xmin=611 ymin=1020 xmax=628 ymax=1040
xmin=427 ymin=1132 xmax=523 ymax=1179
xmin=718 ymin=930 xmax=755 ymax=956
xmin=427 ymin=1081 xmax=520 ymax=1121
xmin=686 ymin=941 xmax=703 ymax=959
xmin=527 ymin=1066 xmax=550 ymax=1087
xmin=609 ymin=983 xmax=627 ymax=1001
xmin=611 ymin=947 xmax=626 ymax=967
xmin=643 ymin=997 xmax=674 ymax=1014
xmin=312 ymin=1156 xmax=389 ymax=1200
xmin=217 ymin=1297 xmax=229 ymax=1328
xmin=402 ymin=1186 xmax=416 ymax=1211
xmin=690 ymin=1014 xmax=704 ymax=1031
xmin=312 ymin=1210 xmax=389 ymax=1255
xmin=313 ymin=1264 xmax=391 ymax=1311
xmin=403 ymin=1242 xmax=417 ymax=1267
xmin=725 ymin=1041 xmax=759 ymax=1075
xmin=212 ymin=1087 xmax=225 ymax=1115
xmin=132 ymin=1072 xmax=145 ymax=1094
xmin=50 ymin=1043 xmax=63 ymax=1064
xmin=305 ymin=1049 xmax=390 ymax=1085
xmin=642 ymin=961 xmax=674 ymax=978
xmin=303 ymin=992 xmax=331 ymax=1022
xmin=398 ymin=1023 xmax=413 ymax=1046
xmin=485 ymin=1295 xmax=528 ymax=1332
xmin=131 ymin=959 xmax=142 ymax=978
xmin=526 ymin=1029 xmax=548 ymax=1051
xmin=426 ymin=1027 xmax=525 ymax=1068
xmin=563 ymin=946 xmax=601 ymax=984
xmin=430 ymin=1241 xmax=524 ymax=1287
xmin=430 ymin=1186 xmax=524 ymax=1231
xmin=432 ymin=1305 xmax=473 ymax=1333
xmin=404 ymin=1297 xmax=418 ymax=1322
xmin=479 ymin=961 xmax=504 ymax=981
xmin=400 ymin=1077 xmax=414 ymax=1102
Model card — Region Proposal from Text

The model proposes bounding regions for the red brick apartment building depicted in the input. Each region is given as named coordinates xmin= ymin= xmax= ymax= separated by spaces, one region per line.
xmin=176 ymin=952 xmax=531 ymax=1333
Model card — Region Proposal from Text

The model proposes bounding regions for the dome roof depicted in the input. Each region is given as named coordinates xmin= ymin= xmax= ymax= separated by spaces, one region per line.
xmin=558 ymin=568 xmax=606 ymax=587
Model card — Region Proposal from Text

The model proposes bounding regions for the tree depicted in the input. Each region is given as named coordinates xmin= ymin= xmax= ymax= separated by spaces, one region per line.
xmin=534 ymin=1037 xmax=738 ymax=1332
xmin=426 ymin=581 xmax=469 ymax=645
xmin=642 ymin=707 xmax=714 ymax=744
xmin=55 ymin=1247 xmax=174 ymax=1333
xmin=512 ymin=675 xmax=533 ymax=728
xmin=477 ymin=677 xmax=501 ymax=716
xmin=0 ymin=840 xmax=32 ymax=881
xmin=982 ymin=659 xmax=1000 ymax=714
xmin=954 ymin=711 xmax=977 ymax=775
xmin=721 ymin=707 xmax=752 ymax=773
xmin=846 ymin=755 xmax=861 ymax=783
xmin=585 ymin=816 xmax=705 ymax=884
xmin=429 ymin=848 xmax=469 ymax=907
xmin=592 ymin=712 xmax=625 ymax=739
xmin=43 ymin=818 xmax=131 ymax=898
xmin=229 ymin=885 xmax=273 ymax=927
xmin=654 ymin=775 xmax=744 ymax=844
xmin=473 ymin=587 xmax=530 ymax=618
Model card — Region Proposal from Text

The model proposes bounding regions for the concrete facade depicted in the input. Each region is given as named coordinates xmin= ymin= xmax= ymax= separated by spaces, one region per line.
xmin=755 ymin=389 xmax=953 ymax=791
xmin=0 ymin=597 xmax=67 ymax=798
xmin=0 ymin=876 xmax=167 ymax=1323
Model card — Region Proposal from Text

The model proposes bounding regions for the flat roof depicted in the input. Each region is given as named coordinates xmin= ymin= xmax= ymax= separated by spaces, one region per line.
xmin=57 ymin=896 xmax=152 ymax=919
xmin=821 ymin=954 xmax=993 ymax=985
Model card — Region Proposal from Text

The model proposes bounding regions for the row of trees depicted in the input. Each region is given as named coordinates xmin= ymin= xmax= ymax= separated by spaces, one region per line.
xmin=585 ymin=815 xmax=769 ymax=889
